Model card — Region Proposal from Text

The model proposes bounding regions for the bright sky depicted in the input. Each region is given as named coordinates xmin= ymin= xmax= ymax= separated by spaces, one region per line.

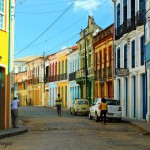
xmin=14 ymin=0 xmax=114 ymax=58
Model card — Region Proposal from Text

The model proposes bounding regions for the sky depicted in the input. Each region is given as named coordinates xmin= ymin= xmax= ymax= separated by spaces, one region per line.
xmin=14 ymin=0 xmax=114 ymax=59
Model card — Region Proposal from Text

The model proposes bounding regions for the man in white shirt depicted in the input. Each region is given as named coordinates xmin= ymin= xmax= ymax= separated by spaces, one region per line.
xmin=11 ymin=97 xmax=20 ymax=128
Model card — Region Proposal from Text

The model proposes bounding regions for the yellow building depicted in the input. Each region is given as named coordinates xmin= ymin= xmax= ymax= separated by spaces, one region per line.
xmin=56 ymin=49 xmax=68 ymax=107
xmin=0 ymin=0 xmax=15 ymax=129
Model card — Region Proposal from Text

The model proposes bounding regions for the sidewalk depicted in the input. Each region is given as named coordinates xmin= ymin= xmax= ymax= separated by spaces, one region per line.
xmin=0 ymin=120 xmax=28 ymax=140
xmin=122 ymin=117 xmax=150 ymax=135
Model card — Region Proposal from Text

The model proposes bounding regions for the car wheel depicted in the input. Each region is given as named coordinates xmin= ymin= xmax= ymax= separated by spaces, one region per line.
xmin=70 ymin=108 xmax=72 ymax=115
xmin=73 ymin=110 xmax=76 ymax=116
xmin=88 ymin=112 xmax=93 ymax=120
xmin=95 ymin=113 xmax=99 ymax=122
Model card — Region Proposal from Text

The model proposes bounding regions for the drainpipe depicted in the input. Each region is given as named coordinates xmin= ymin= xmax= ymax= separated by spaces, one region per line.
xmin=144 ymin=0 xmax=148 ymax=121
xmin=112 ymin=0 xmax=116 ymax=99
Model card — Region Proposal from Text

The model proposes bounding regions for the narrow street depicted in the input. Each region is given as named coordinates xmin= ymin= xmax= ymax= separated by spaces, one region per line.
xmin=1 ymin=106 xmax=150 ymax=150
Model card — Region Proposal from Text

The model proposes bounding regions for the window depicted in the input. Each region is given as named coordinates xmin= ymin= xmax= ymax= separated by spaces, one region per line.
xmin=124 ymin=44 xmax=127 ymax=68
xmin=0 ymin=0 xmax=4 ymax=30
xmin=123 ymin=0 xmax=127 ymax=21
xmin=131 ymin=0 xmax=135 ymax=17
xmin=139 ymin=0 xmax=145 ymax=12
xmin=62 ymin=60 xmax=64 ymax=74
xmin=65 ymin=60 xmax=67 ymax=73
xmin=46 ymin=66 xmax=49 ymax=78
xmin=117 ymin=3 xmax=120 ymax=27
xmin=117 ymin=48 xmax=120 ymax=68
xmin=131 ymin=40 xmax=135 ymax=68
xmin=18 ymin=67 xmax=21 ymax=73
xmin=140 ymin=36 xmax=144 ymax=66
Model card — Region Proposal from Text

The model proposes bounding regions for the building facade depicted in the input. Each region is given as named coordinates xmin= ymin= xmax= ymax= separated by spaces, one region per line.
xmin=145 ymin=0 xmax=150 ymax=121
xmin=113 ymin=0 xmax=148 ymax=120
xmin=67 ymin=45 xmax=80 ymax=108
xmin=0 ymin=0 xmax=15 ymax=129
xmin=93 ymin=24 xmax=114 ymax=99
xmin=46 ymin=53 xmax=57 ymax=106
xmin=27 ymin=57 xmax=44 ymax=106
xmin=76 ymin=16 xmax=102 ymax=104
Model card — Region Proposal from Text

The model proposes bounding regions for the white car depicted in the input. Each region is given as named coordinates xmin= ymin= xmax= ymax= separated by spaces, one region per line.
xmin=88 ymin=98 xmax=122 ymax=122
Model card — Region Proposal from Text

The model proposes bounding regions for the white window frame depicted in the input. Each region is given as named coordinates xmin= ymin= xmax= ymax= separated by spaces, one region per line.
xmin=0 ymin=0 xmax=4 ymax=30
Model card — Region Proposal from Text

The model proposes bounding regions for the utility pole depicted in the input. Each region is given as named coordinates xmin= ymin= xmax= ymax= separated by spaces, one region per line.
xmin=43 ymin=51 xmax=46 ymax=106
xmin=83 ymin=29 xmax=88 ymax=99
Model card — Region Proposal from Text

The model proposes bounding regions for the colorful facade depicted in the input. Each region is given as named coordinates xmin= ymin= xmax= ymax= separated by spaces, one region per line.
xmin=27 ymin=57 xmax=44 ymax=106
xmin=46 ymin=53 xmax=57 ymax=106
xmin=93 ymin=24 xmax=114 ymax=99
xmin=56 ymin=49 xmax=68 ymax=107
xmin=145 ymin=0 xmax=150 ymax=121
xmin=76 ymin=16 xmax=102 ymax=104
xmin=0 ymin=0 xmax=15 ymax=129
xmin=113 ymin=0 xmax=147 ymax=120
xmin=67 ymin=45 xmax=80 ymax=108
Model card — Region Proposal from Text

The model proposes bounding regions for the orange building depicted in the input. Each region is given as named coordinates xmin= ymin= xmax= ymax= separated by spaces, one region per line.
xmin=93 ymin=24 xmax=114 ymax=99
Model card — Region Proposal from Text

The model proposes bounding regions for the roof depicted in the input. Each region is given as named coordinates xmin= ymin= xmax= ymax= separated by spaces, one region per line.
xmin=14 ymin=56 xmax=41 ymax=62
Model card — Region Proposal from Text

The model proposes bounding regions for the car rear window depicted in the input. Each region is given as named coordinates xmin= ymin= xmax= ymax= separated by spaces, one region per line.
xmin=78 ymin=100 xmax=88 ymax=105
xmin=106 ymin=100 xmax=119 ymax=105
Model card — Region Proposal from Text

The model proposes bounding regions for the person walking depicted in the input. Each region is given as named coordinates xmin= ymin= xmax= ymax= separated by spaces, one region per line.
xmin=99 ymin=98 xmax=107 ymax=125
xmin=55 ymin=94 xmax=62 ymax=116
xmin=11 ymin=97 xmax=20 ymax=128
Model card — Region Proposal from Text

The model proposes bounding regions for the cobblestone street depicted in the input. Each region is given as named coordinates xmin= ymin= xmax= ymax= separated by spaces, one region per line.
xmin=1 ymin=106 xmax=149 ymax=150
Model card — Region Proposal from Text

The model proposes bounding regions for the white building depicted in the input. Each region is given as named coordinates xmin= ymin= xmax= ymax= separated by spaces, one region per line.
xmin=113 ymin=0 xmax=149 ymax=121
xmin=67 ymin=46 xmax=80 ymax=108
xmin=145 ymin=0 xmax=150 ymax=121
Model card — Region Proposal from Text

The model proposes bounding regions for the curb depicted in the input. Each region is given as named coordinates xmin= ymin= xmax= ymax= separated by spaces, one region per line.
xmin=122 ymin=119 xmax=149 ymax=133
xmin=0 ymin=128 xmax=28 ymax=140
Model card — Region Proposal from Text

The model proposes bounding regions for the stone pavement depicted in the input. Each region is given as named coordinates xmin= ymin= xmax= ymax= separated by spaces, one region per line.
xmin=0 ymin=107 xmax=149 ymax=139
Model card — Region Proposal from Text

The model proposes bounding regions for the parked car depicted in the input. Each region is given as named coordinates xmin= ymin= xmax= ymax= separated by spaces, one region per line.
xmin=88 ymin=98 xmax=122 ymax=122
xmin=70 ymin=98 xmax=89 ymax=116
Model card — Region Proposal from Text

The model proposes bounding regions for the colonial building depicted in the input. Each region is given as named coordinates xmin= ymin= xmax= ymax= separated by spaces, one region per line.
xmin=0 ymin=0 xmax=15 ymax=129
xmin=93 ymin=24 xmax=114 ymax=99
xmin=67 ymin=45 xmax=80 ymax=108
xmin=45 ymin=53 xmax=57 ymax=106
xmin=27 ymin=57 xmax=44 ymax=106
xmin=76 ymin=16 xmax=102 ymax=104
xmin=113 ymin=0 xmax=147 ymax=120
xmin=145 ymin=0 xmax=150 ymax=121
xmin=56 ymin=48 xmax=68 ymax=107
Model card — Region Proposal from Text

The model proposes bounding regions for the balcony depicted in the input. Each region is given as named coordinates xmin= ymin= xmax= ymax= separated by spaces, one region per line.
xmin=115 ymin=14 xmax=142 ymax=40
xmin=57 ymin=73 xmax=67 ymax=81
xmin=76 ymin=69 xmax=85 ymax=79
xmin=69 ymin=72 xmax=76 ymax=81
xmin=136 ymin=11 xmax=144 ymax=26
xmin=94 ymin=69 xmax=102 ymax=80
xmin=49 ymin=75 xmax=57 ymax=82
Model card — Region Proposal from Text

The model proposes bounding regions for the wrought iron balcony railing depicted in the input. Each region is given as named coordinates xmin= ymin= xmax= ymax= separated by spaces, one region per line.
xmin=76 ymin=69 xmax=85 ymax=79
xmin=115 ymin=13 xmax=142 ymax=40
xmin=69 ymin=72 xmax=76 ymax=81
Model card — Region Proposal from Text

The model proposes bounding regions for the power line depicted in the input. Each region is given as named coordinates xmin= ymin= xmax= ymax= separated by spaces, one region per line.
xmin=17 ymin=0 xmax=72 ymax=7
xmin=15 ymin=0 xmax=110 ymax=56
xmin=15 ymin=1 xmax=76 ymax=57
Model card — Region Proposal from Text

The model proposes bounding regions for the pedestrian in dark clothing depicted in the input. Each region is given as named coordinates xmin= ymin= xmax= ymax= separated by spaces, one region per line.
xmin=99 ymin=98 xmax=107 ymax=125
